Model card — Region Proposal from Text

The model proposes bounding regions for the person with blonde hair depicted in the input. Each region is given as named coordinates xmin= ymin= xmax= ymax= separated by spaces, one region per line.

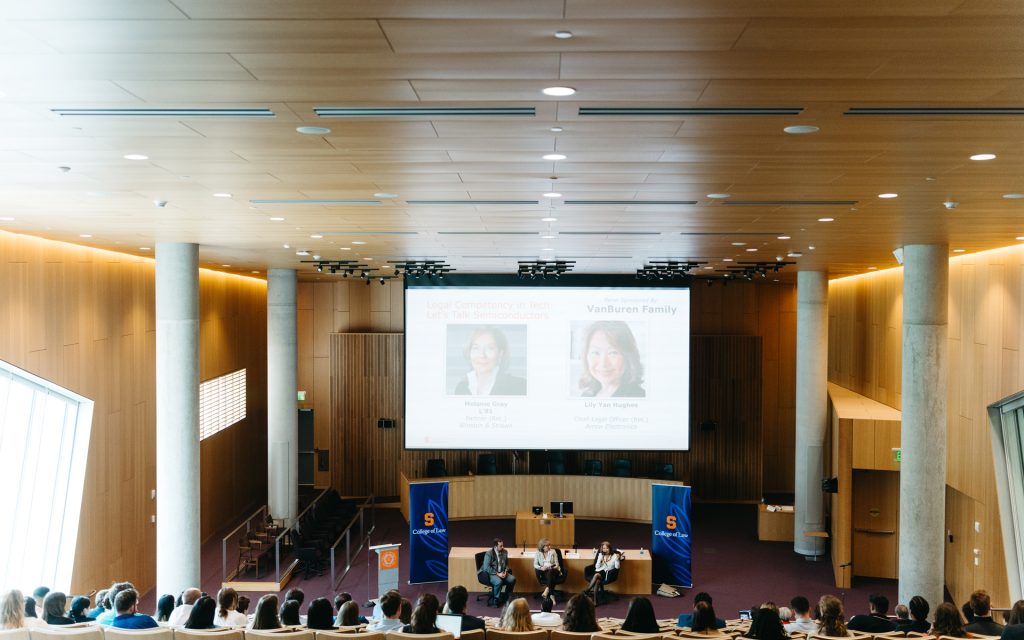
xmin=818 ymin=595 xmax=850 ymax=637
xmin=499 ymin=598 xmax=535 ymax=632
xmin=1 ymin=589 xmax=40 ymax=629
xmin=534 ymin=537 xmax=561 ymax=603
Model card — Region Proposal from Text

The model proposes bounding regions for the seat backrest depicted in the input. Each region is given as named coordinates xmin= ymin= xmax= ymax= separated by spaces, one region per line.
xmin=30 ymin=628 xmax=106 ymax=640
xmin=425 ymin=459 xmax=447 ymax=478
xmin=583 ymin=459 xmax=602 ymax=476
xmin=477 ymin=454 xmax=498 ymax=475
xmin=459 ymin=631 xmax=485 ymax=640
xmin=548 ymin=632 xmax=593 ymax=640
xmin=612 ymin=458 xmax=631 ymax=477
xmin=655 ymin=463 xmax=674 ymax=480
xmin=103 ymin=628 xmax=175 ymax=640
xmin=484 ymin=631 xmax=549 ymax=640
xmin=384 ymin=632 xmax=454 ymax=640
xmin=315 ymin=633 xmax=384 ymax=640
xmin=0 ymin=629 xmax=31 ymax=640
xmin=245 ymin=631 xmax=314 ymax=640
xmin=174 ymin=629 xmax=245 ymax=640
xmin=474 ymin=550 xmax=489 ymax=584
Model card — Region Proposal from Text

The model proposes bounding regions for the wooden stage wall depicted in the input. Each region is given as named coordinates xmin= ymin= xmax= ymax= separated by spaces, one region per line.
xmin=0 ymin=230 xmax=268 ymax=595
xmin=828 ymin=246 xmax=1023 ymax=606
xmin=299 ymin=279 xmax=795 ymax=502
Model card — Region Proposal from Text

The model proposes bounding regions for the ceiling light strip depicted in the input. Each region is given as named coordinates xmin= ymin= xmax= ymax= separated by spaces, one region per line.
xmin=722 ymin=200 xmax=858 ymax=206
xmin=320 ymin=231 xmax=418 ymax=235
xmin=314 ymin=107 xmax=535 ymax=117
xmin=406 ymin=200 xmax=540 ymax=205
xmin=250 ymin=199 xmax=381 ymax=205
xmin=578 ymin=107 xmax=803 ymax=116
xmin=845 ymin=107 xmax=1024 ymax=116
xmin=438 ymin=232 xmax=542 ymax=235
xmin=558 ymin=232 xmax=661 ymax=236
xmin=52 ymin=108 xmax=275 ymax=118
xmin=563 ymin=200 xmax=698 ymax=205
xmin=679 ymin=232 xmax=786 ymax=236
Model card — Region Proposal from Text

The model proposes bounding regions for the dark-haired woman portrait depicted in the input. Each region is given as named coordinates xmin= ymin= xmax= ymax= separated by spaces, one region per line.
xmin=622 ymin=597 xmax=659 ymax=634
xmin=402 ymin=594 xmax=440 ymax=634
xmin=184 ymin=596 xmax=217 ymax=630
xmin=154 ymin=594 xmax=175 ymax=622
xmin=562 ymin=593 xmax=600 ymax=633
xmin=577 ymin=321 xmax=645 ymax=398
xmin=931 ymin=602 xmax=967 ymax=638
xmin=249 ymin=594 xmax=280 ymax=630
xmin=279 ymin=599 xmax=301 ymax=626
xmin=305 ymin=598 xmax=334 ymax=630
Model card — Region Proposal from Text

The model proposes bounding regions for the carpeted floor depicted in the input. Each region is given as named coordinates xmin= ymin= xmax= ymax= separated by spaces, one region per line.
xmin=136 ymin=503 xmax=898 ymax=622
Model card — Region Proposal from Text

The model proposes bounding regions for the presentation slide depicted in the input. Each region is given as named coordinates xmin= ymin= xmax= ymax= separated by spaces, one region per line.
xmin=404 ymin=281 xmax=690 ymax=451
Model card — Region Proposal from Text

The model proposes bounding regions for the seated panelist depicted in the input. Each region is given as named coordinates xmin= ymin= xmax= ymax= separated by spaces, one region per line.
xmin=533 ymin=538 xmax=561 ymax=603
xmin=482 ymin=537 xmax=516 ymax=606
xmin=584 ymin=540 xmax=621 ymax=596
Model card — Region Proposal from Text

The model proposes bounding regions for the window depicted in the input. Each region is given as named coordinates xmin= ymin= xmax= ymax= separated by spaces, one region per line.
xmin=199 ymin=368 xmax=247 ymax=440
xmin=988 ymin=393 xmax=1024 ymax=599
xmin=0 ymin=359 xmax=93 ymax=591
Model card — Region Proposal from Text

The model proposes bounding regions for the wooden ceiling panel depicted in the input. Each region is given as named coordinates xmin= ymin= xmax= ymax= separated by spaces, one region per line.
xmin=232 ymin=53 xmax=560 ymax=81
xmin=5 ymin=0 xmax=187 ymax=20
xmin=0 ymin=53 xmax=252 ymax=81
xmin=432 ymin=121 xmax=683 ymax=138
xmin=410 ymin=80 xmax=709 ymax=102
xmin=18 ymin=20 xmax=390 ymax=54
xmin=699 ymin=79 xmax=1012 ymax=103
xmin=566 ymin=0 xmax=964 ymax=19
xmin=379 ymin=19 xmax=748 ymax=54
xmin=116 ymin=80 xmax=419 ymax=103
xmin=561 ymin=51 xmax=889 ymax=80
xmin=173 ymin=0 xmax=564 ymax=20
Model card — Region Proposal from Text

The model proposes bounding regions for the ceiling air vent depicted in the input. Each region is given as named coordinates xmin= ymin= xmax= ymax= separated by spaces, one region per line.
xmin=250 ymin=199 xmax=380 ymax=205
xmin=563 ymin=200 xmax=697 ymax=205
xmin=723 ymin=200 xmax=857 ymax=206
xmin=558 ymin=231 xmax=661 ymax=236
xmin=438 ymin=232 xmax=541 ymax=236
xmin=679 ymin=232 xmax=785 ymax=236
xmin=52 ymin=108 xmax=275 ymax=118
xmin=846 ymin=107 xmax=1024 ymax=116
xmin=314 ymin=107 xmax=535 ymax=117
xmin=578 ymin=107 xmax=803 ymax=116
xmin=406 ymin=200 xmax=540 ymax=205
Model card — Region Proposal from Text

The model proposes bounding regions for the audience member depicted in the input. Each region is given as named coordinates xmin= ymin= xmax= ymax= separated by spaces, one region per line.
xmin=337 ymin=601 xmax=361 ymax=627
xmin=236 ymin=596 xmax=250 ymax=616
xmin=966 ymin=590 xmax=1005 ymax=636
xmin=24 ymin=597 xmax=37 ymax=620
xmin=900 ymin=596 xmax=932 ymax=634
xmin=445 ymin=585 xmax=485 ymax=632
xmin=498 ymin=598 xmax=534 ymax=632
xmin=817 ymin=595 xmax=850 ymax=638
xmin=962 ymin=602 xmax=975 ymax=626
xmin=1001 ymin=600 xmax=1024 ymax=640
xmin=932 ymin=602 xmax=967 ymax=638
xmin=785 ymin=596 xmax=818 ymax=634
xmin=153 ymin=594 xmax=173 ymax=622
xmin=749 ymin=607 xmax=786 ymax=640
xmin=250 ymin=594 xmax=281 ymax=630
xmin=214 ymin=588 xmax=247 ymax=628
xmin=184 ymin=596 xmax=217 ymax=630
xmin=70 ymin=596 xmax=92 ymax=623
xmin=306 ymin=598 xmax=334 ymax=630
xmin=622 ymin=596 xmax=660 ymax=634
xmin=0 ymin=590 xmax=40 ymax=629
xmin=371 ymin=589 xmax=400 ymax=620
xmin=279 ymin=599 xmax=301 ymax=626
xmin=531 ymin=597 xmax=562 ymax=628
xmin=691 ymin=601 xmax=727 ymax=636
xmin=111 ymin=589 xmax=159 ymax=629
xmin=367 ymin=592 xmax=403 ymax=632
xmin=284 ymin=588 xmax=305 ymax=607
xmin=168 ymin=588 xmax=201 ymax=627
xmin=399 ymin=598 xmax=412 ymax=625
xmin=403 ymin=593 xmax=440 ymax=634
xmin=334 ymin=592 xmax=368 ymax=625
xmin=847 ymin=594 xmax=897 ymax=633
xmin=88 ymin=590 xmax=108 ymax=620
xmin=894 ymin=604 xmax=910 ymax=625
xmin=778 ymin=607 xmax=793 ymax=624
xmin=43 ymin=592 xmax=74 ymax=625
xmin=563 ymin=593 xmax=600 ymax=633
xmin=679 ymin=592 xmax=727 ymax=629
xmin=31 ymin=588 xmax=49 ymax=613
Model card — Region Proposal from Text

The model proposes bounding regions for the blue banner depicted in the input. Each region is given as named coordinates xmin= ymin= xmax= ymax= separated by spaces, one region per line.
xmin=651 ymin=483 xmax=693 ymax=588
xmin=409 ymin=481 xmax=449 ymax=584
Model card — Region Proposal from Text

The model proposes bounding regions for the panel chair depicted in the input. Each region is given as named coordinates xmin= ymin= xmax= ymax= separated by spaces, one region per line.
xmin=29 ymin=628 xmax=107 ymax=640
xmin=91 ymin=629 xmax=172 ymax=640
xmin=0 ymin=630 xmax=30 ymax=640
xmin=549 ymin=632 xmax=596 ymax=640
xmin=315 ymin=632 xmax=384 ymax=640
xmin=583 ymin=553 xmax=622 ymax=606
xmin=546 ymin=451 xmax=566 ymax=475
xmin=477 ymin=453 xmax=498 ymax=475
xmin=534 ymin=547 xmax=568 ymax=602
xmin=174 ymin=630 xmax=245 ymax=640
xmin=654 ymin=462 xmax=674 ymax=480
xmin=592 ymin=634 xmax=663 ymax=640
xmin=583 ymin=459 xmax=603 ymax=476
xmin=384 ymin=632 xmax=454 ymax=640
xmin=474 ymin=550 xmax=500 ymax=605
xmin=458 ymin=631 xmax=485 ymax=640
xmin=245 ymin=631 xmax=314 ymax=640
xmin=426 ymin=458 xmax=448 ymax=478
xmin=611 ymin=458 xmax=631 ymax=477
xmin=485 ymin=631 xmax=549 ymax=640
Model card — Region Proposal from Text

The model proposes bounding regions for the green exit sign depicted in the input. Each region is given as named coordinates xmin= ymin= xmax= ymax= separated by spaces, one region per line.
xmin=892 ymin=448 xmax=902 ymax=463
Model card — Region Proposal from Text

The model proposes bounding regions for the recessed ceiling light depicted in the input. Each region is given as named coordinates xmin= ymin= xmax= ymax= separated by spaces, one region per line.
xmin=783 ymin=125 xmax=819 ymax=134
xmin=777 ymin=235 xmax=791 ymax=240
xmin=541 ymin=234 xmax=555 ymax=239
xmin=953 ymin=249 xmax=965 ymax=253
xmin=703 ymin=266 xmax=714 ymax=270
xmin=352 ymin=240 xmax=367 ymax=245
xmin=312 ymin=254 xmax=320 ymax=260
xmin=707 ymin=193 xmax=731 ymax=199
xmin=878 ymin=193 xmax=898 ymax=198
xmin=746 ymin=248 xmax=758 ymax=252
xmin=139 ymin=246 xmax=150 ymax=251
xmin=970 ymin=153 xmax=996 ymax=161
xmin=270 ymin=217 xmax=285 ymax=221
xmin=340 ymin=247 xmax=351 ymax=251
xmin=283 ymin=244 xmax=290 ymax=249
xmin=1003 ymin=193 xmax=1024 ymax=199
xmin=554 ymin=30 xmax=573 ymax=39
xmin=542 ymin=86 xmax=576 ymax=97
xmin=296 ymin=126 xmax=332 ymax=135
xmin=542 ymin=192 xmax=562 ymax=198
xmin=788 ymin=252 xmax=803 ymax=257
xmin=221 ymin=264 xmax=231 ymax=267
xmin=541 ymin=217 xmax=557 ymax=222
xmin=212 ymin=192 xmax=232 ymax=198
xmin=818 ymin=217 xmax=834 ymax=222
xmin=310 ymin=234 xmax=323 ymax=239
xmin=79 ymin=234 xmax=92 ymax=238
xmin=123 ymin=154 xmax=148 ymax=160
xmin=543 ymin=153 xmax=567 ymax=160
xmin=808 ymin=245 xmax=816 ymax=250
xmin=542 ymin=247 xmax=554 ymax=251
xmin=251 ymin=270 xmax=260 ymax=274
xmin=731 ymin=242 xmax=746 ymax=246
xmin=868 ymin=266 xmax=877 ymax=270
xmin=550 ymin=126 xmax=563 ymax=132
xmin=0 ymin=216 xmax=15 ymax=222
xmin=1016 ymin=237 xmax=1024 ymax=241
xmin=723 ymin=258 xmax=733 ymax=262
xmin=373 ymin=192 xmax=398 ymax=198
xmin=296 ymin=250 xmax=310 ymax=256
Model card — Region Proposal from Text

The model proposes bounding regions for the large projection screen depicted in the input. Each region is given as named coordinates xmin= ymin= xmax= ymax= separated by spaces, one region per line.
xmin=404 ymin=275 xmax=690 ymax=451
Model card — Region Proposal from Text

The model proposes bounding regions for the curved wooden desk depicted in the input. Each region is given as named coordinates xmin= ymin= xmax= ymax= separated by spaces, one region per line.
xmin=400 ymin=472 xmax=686 ymax=523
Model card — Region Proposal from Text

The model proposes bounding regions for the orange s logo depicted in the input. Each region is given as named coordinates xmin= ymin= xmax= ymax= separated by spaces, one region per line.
xmin=666 ymin=515 xmax=677 ymax=530
xmin=424 ymin=512 xmax=435 ymax=527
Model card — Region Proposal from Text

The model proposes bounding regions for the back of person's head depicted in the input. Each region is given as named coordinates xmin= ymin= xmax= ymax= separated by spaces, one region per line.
xmin=252 ymin=594 xmax=280 ymax=630
xmin=334 ymin=592 xmax=353 ymax=611
xmin=970 ymin=590 xmax=992 ymax=617
xmin=0 ymin=589 xmax=26 ymax=629
xmin=95 ymin=590 xmax=108 ymax=611
xmin=70 ymin=596 xmax=90 ymax=619
xmin=622 ymin=596 xmax=659 ymax=633
xmin=749 ymin=607 xmax=785 ymax=640
xmin=284 ymin=588 xmax=305 ymax=606
xmin=156 ymin=594 xmax=175 ymax=621
xmin=338 ymin=600 xmax=361 ymax=627
xmin=790 ymin=593 xmax=806 ymax=614
xmin=115 ymin=588 xmax=139 ymax=615
xmin=380 ymin=593 xmax=401 ymax=619
xmin=694 ymin=592 xmax=714 ymax=606
xmin=1008 ymin=600 xmax=1024 ymax=625
xmin=23 ymin=597 xmax=36 ymax=619
xmin=305 ymin=598 xmax=334 ymax=630
xmin=541 ymin=598 xmax=554 ymax=614
xmin=236 ymin=596 xmax=250 ymax=615
xmin=500 ymin=597 xmax=534 ymax=632
xmin=692 ymin=601 xmax=718 ymax=632
xmin=32 ymin=587 xmax=49 ymax=605
xmin=410 ymin=593 xmax=440 ymax=633
xmin=446 ymin=586 xmax=469 ymax=615
xmin=185 ymin=596 xmax=216 ymax=629
xmin=182 ymin=588 xmax=201 ymax=606
xmin=42 ymin=592 xmax=68 ymax=621
xmin=399 ymin=598 xmax=412 ymax=624
xmin=216 ymin=588 xmax=237 ymax=619
xmin=108 ymin=582 xmax=135 ymax=612
xmin=934 ymin=602 xmax=966 ymax=637
xmin=894 ymin=604 xmax=909 ymax=620
xmin=778 ymin=607 xmax=793 ymax=623
xmin=909 ymin=596 xmax=929 ymax=622
xmin=563 ymin=593 xmax=599 ymax=633
xmin=869 ymin=594 xmax=889 ymax=616
xmin=279 ymin=599 xmax=301 ymax=626
xmin=818 ymin=595 xmax=847 ymax=638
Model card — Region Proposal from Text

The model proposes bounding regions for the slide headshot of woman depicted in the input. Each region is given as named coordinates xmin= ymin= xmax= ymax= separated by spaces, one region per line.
xmin=577 ymin=320 xmax=645 ymax=398
xmin=452 ymin=325 xmax=527 ymax=396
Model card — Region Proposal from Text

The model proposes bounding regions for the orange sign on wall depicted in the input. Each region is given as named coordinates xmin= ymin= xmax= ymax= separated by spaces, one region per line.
xmin=379 ymin=548 xmax=399 ymax=570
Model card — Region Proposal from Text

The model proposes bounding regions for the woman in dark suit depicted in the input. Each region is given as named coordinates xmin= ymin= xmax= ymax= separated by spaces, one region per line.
xmin=453 ymin=326 xmax=526 ymax=396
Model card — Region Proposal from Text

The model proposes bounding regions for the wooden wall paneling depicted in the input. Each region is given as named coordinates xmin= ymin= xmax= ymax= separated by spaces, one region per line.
xmin=851 ymin=469 xmax=899 ymax=579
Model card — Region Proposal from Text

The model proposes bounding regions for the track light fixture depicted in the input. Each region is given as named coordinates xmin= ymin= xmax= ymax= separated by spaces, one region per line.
xmin=635 ymin=260 xmax=704 ymax=282
xmin=704 ymin=260 xmax=796 ymax=286
xmin=389 ymin=260 xmax=453 ymax=279
xmin=517 ymin=260 xmax=575 ymax=279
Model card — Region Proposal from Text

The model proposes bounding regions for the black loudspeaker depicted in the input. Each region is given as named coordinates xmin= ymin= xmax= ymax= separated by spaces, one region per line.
xmin=317 ymin=449 xmax=330 ymax=472
xmin=700 ymin=419 xmax=718 ymax=432
xmin=532 ymin=506 xmax=543 ymax=515
xmin=377 ymin=418 xmax=396 ymax=429
xmin=822 ymin=477 xmax=838 ymax=493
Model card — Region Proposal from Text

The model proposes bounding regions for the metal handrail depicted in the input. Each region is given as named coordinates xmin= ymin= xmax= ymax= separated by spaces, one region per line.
xmin=275 ymin=488 xmax=329 ymax=581
xmin=329 ymin=495 xmax=377 ymax=588
xmin=222 ymin=505 xmax=268 ymax=582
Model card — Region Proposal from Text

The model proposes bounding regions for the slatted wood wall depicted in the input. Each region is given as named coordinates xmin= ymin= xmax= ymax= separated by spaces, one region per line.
xmin=302 ymin=279 xmax=794 ymax=502
xmin=0 ymin=230 xmax=267 ymax=595
xmin=828 ymin=246 xmax=1020 ymax=606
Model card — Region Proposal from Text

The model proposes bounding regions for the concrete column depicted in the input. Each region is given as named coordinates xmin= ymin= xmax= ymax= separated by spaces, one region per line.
xmin=155 ymin=242 xmax=200 ymax=597
xmin=899 ymin=244 xmax=948 ymax=608
xmin=267 ymin=269 xmax=298 ymax=523
xmin=794 ymin=271 xmax=829 ymax=556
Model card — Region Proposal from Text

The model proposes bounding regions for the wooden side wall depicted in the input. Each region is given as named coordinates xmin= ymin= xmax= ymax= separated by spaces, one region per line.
xmin=0 ymin=230 xmax=267 ymax=594
xmin=298 ymin=279 xmax=795 ymax=499
xmin=829 ymin=247 xmax=1019 ymax=606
